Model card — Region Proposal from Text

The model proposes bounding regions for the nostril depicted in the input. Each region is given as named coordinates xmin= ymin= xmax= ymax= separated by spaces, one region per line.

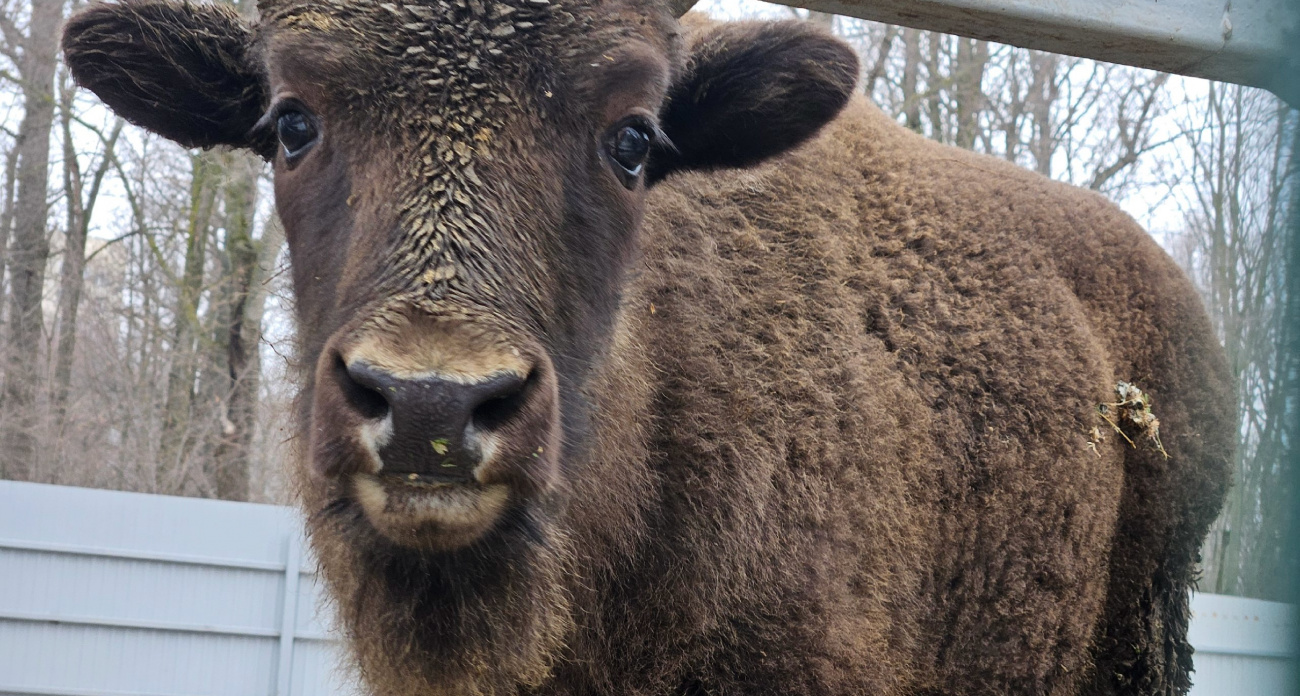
xmin=472 ymin=370 xmax=535 ymax=432
xmin=335 ymin=356 xmax=390 ymax=420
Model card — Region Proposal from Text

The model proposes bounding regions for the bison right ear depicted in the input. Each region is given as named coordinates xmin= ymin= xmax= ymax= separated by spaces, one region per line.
xmin=63 ymin=0 xmax=271 ymax=156
xmin=646 ymin=20 xmax=858 ymax=185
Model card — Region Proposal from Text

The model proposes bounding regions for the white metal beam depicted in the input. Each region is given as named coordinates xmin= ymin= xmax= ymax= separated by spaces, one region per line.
xmin=779 ymin=0 xmax=1300 ymax=105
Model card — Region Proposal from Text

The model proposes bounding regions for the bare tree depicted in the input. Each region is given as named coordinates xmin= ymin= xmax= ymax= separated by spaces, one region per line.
xmin=207 ymin=150 xmax=274 ymax=501
xmin=1 ymin=0 xmax=64 ymax=475
xmin=1025 ymin=51 xmax=1060 ymax=176
xmin=53 ymin=71 xmax=122 ymax=426
xmin=953 ymin=38 xmax=988 ymax=150
xmin=156 ymin=150 xmax=219 ymax=492
xmin=1173 ymin=83 xmax=1296 ymax=600
xmin=0 ymin=147 xmax=18 ymax=308
xmin=899 ymin=28 xmax=922 ymax=131
xmin=1085 ymin=71 xmax=1169 ymax=193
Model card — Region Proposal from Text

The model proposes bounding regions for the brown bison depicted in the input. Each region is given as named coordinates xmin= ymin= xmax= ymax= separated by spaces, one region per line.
xmin=63 ymin=1 xmax=1232 ymax=694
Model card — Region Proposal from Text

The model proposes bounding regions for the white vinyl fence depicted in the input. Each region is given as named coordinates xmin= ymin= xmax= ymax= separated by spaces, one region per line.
xmin=0 ymin=481 xmax=353 ymax=696
xmin=0 ymin=480 xmax=1295 ymax=695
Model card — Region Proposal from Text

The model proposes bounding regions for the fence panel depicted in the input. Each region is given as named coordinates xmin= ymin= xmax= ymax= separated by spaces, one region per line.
xmin=0 ymin=481 xmax=352 ymax=696
xmin=0 ymin=480 xmax=1293 ymax=695
xmin=1190 ymin=593 xmax=1298 ymax=694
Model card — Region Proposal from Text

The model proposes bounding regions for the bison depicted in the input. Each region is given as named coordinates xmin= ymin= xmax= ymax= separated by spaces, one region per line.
xmin=63 ymin=1 xmax=1232 ymax=694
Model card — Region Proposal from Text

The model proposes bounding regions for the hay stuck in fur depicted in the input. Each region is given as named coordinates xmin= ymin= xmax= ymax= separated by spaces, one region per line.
xmin=1086 ymin=426 xmax=1105 ymax=457
xmin=1098 ymin=381 xmax=1169 ymax=459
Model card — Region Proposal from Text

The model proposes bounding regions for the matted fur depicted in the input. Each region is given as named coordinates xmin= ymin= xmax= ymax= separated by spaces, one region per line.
xmin=63 ymin=2 xmax=1231 ymax=694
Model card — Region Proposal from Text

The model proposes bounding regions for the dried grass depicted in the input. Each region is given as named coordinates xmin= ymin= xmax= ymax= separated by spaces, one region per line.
xmin=1097 ymin=381 xmax=1169 ymax=459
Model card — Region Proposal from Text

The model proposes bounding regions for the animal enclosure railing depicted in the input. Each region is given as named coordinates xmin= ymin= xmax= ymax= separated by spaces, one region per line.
xmin=0 ymin=479 xmax=1294 ymax=695
xmin=761 ymin=0 xmax=1300 ymax=107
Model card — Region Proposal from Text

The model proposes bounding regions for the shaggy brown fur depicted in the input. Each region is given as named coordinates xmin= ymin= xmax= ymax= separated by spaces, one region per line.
xmin=620 ymin=102 xmax=1233 ymax=695
xmin=64 ymin=2 xmax=1231 ymax=695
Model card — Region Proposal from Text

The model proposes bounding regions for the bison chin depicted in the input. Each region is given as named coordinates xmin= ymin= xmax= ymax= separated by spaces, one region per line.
xmin=306 ymin=492 xmax=576 ymax=696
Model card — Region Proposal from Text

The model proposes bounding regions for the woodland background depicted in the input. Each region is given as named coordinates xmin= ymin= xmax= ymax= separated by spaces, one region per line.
xmin=0 ymin=0 xmax=1294 ymax=601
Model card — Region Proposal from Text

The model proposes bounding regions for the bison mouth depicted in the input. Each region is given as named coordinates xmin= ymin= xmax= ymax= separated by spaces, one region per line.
xmin=351 ymin=472 xmax=513 ymax=550
xmin=305 ymin=466 xmax=574 ymax=696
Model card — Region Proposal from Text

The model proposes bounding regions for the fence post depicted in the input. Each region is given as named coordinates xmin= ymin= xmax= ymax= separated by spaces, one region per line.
xmin=275 ymin=531 xmax=303 ymax=696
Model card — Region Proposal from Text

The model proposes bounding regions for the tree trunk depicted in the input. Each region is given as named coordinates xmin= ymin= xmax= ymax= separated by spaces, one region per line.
xmin=900 ymin=28 xmax=921 ymax=132
xmin=53 ymin=93 xmax=123 ymax=425
xmin=2 ymin=0 xmax=64 ymax=477
xmin=925 ymin=33 xmax=946 ymax=143
xmin=1027 ymin=51 xmax=1060 ymax=177
xmin=953 ymin=38 xmax=988 ymax=150
xmin=862 ymin=26 xmax=894 ymax=100
xmin=156 ymin=151 xmax=218 ymax=492
xmin=1000 ymin=51 xmax=1025 ymax=164
xmin=0 ymin=147 xmax=19 ymax=317
xmin=208 ymin=152 xmax=266 ymax=501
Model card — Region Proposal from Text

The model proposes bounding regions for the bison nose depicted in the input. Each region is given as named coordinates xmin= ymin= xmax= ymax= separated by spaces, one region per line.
xmin=342 ymin=361 xmax=530 ymax=480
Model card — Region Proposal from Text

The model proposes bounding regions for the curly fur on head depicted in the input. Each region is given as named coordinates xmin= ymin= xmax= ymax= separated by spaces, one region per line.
xmin=64 ymin=2 xmax=1231 ymax=695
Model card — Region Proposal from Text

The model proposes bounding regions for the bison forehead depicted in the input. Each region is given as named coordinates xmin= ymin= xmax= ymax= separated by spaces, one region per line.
xmin=264 ymin=0 xmax=594 ymax=313
xmin=259 ymin=0 xmax=636 ymax=130
xmin=261 ymin=0 xmax=677 ymax=330
xmin=260 ymin=0 xmax=673 ymax=123
xmin=263 ymin=0 xmax=579 ymax=164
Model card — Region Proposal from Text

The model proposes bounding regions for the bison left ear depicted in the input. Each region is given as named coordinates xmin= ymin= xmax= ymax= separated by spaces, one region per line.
xmin=647 ymin=20 xmax=858 ymax=186
xmin=62 ymin=0 xmax=271 ymax=156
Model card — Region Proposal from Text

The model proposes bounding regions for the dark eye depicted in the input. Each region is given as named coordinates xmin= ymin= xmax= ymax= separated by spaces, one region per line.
xmin=276 ymin=110 xmax=318 ymax=158
xmin=607 ymin=123 xmax=652 ymax=186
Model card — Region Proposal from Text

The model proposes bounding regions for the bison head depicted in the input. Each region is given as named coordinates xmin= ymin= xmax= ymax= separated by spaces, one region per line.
xmin=64 ymin=0 xmax=856 ymax=691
